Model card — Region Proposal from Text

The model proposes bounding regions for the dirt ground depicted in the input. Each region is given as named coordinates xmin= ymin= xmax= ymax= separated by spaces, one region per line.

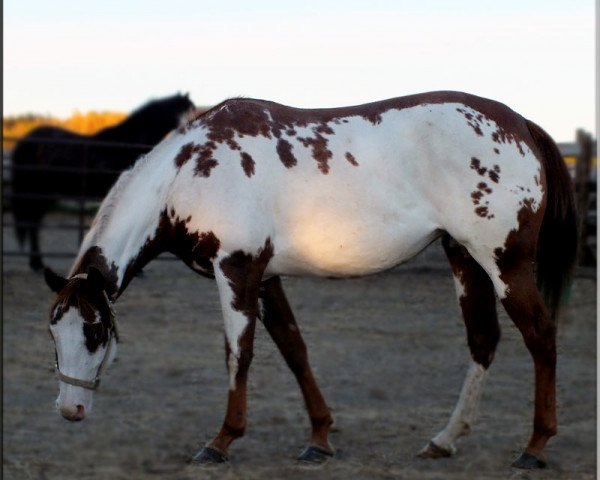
xmin=3 ymin=213 xmax=597 ymax=480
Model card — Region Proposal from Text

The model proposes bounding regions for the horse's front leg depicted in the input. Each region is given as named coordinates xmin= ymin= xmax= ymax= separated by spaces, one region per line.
xmin=193 ymin=247 xmax=269 ymax=464
xmin=259 ymin=276 xmax=334 ymax=463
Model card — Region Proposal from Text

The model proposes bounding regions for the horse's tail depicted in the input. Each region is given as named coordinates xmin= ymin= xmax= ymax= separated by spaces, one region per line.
xmin=526 ymin=120 xmax=578 ymax=321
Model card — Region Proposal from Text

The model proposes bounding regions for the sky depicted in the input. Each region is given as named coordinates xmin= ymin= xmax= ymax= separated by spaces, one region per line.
xmin=3 ymin=0 xmax=596 ymax=142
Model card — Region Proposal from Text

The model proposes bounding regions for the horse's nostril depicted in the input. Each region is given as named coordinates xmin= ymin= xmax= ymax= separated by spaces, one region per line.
xmin=60 ymin=404 xmax=86 ymax=421
xmin=75 ymin=405 xmax=85 ymax=420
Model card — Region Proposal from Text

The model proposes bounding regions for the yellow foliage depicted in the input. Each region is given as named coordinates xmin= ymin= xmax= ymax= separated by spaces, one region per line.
xmin=2 ymin=111 xmax=127 ymax=149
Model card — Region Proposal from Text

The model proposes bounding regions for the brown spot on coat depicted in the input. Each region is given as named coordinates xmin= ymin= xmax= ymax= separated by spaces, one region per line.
xmin=195 ymin=143 xmax=219 ymax=177
xmin=363 ymin=112 xmax=383 ymax=125
xmin=161 ymin=210 xmax=221 ymax=275
xmin=491 ymin=127 xmax=526 ymax=156
xmin=442 ymin=235 xmax=501 ymax=369
xmin=180 ymin=91 xmax=537 ymax=175
xmin=475 ymin=206 xmax=489 ymax=217
xmin=471 ymin=190 xmax=484 ymax=204
xmin=471 ymin=179 xmax=494 ymax=218
xmin=472 ymin=158 xmax=501 ymax=183
xmin=118 ymin=209 xmax=222 ymax=292
xmin=240 ymin=152 xmax=255 ymax=177
xmin=70 ymin=247 xmax=119 ymax=298
xmin=494 ymin=198 xmax=546 ymax=291
xmin=345 ymin=152 xmax=358 ymax=166
xmin=276 ymin=139 xmax=297 ymax=168
xmin=297 ymin=132 xmax=333 ymax=174
xmin=462 ymin=110 xmax=486 ymax=136
xmin=219 ymin=238 xmax=275 ymax=320
xmin=470 ymin=157 xmax=487 ymax=176
xmin=477 ymin=182 xmax=492 ymax=194
xmin=175 ymin=142 xmax=195 ymax=169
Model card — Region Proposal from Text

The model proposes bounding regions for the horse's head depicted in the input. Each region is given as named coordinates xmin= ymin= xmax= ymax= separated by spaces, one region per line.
xmin=45 ymin=267 xmax=118 ymax=421
xmin=123 ymin=92 xmax=196 ymax=144
xmin=175 ymin=91 xmax=195 ymax=112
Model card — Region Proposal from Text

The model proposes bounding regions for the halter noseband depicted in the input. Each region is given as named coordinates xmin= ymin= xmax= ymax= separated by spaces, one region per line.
xmin=55 ymin=273 xmax=118 ymax=391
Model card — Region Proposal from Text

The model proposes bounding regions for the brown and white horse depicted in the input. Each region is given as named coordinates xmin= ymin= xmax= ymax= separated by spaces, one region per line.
xmin=44 ymin=91 xmax=577 ymax=469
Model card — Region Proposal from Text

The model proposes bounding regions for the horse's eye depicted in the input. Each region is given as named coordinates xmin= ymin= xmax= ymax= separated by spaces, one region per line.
xmin=52 ymin=306 xmax=63 ymax=322
xmin=84 ymin=322 xmax=105 ymax=342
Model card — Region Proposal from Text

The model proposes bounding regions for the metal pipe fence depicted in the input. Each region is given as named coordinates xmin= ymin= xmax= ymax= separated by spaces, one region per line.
xmin=2 ymin=133 xmax=597 ymax=265
xmin=3 ymin=135 xmax=154 ymax=259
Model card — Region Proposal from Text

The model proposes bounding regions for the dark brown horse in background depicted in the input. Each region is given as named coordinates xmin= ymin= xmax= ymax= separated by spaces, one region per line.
xmin=10 ymin=93 xmax=195 ymax=271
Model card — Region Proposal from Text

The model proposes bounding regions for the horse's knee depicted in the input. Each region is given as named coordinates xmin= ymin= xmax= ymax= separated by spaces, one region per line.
xmin=518 ymin=315 xmax=556 ymax=359
xmin=468 ymin=327 xmax=501 ymax=368
xmin=237 ymin=348 xmax=254 ymax=371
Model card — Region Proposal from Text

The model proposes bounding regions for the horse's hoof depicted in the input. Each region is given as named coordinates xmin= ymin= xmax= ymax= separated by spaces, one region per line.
xmin=191 ymin=446 xmax=229 ymax=465
xmin=417 ymin=441 xmax=454 ymax=459
xmin=297 ymin=445 xmax=334 ymax=465
xmin=512 ymin=451 xmax=547 ymax=469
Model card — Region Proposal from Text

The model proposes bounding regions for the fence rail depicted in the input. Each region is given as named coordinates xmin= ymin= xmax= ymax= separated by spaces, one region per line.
xmin=2 ymin=135 xmax=153 ymax=253
xmin=2 ymin=132 xmax=597 ymax=266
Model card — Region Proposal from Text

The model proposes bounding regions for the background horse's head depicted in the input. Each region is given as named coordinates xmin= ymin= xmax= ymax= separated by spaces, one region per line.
xmin=94 ymin=92 xmax=196 ymax=145
xmin=45 ymin=268 xmax=118 ymax=421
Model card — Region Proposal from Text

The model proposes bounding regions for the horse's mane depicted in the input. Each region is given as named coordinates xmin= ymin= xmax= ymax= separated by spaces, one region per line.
xmin=85 ymin=154 xmax=151 ymax=245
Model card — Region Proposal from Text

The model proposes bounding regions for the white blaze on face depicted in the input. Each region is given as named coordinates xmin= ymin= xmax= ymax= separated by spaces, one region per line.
xmin=50 ymin=308 xmax=114 ymax=413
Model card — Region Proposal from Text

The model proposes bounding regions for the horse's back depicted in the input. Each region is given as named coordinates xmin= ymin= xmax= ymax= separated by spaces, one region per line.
xmin=165 ymin=92 xmax=544 ymax=277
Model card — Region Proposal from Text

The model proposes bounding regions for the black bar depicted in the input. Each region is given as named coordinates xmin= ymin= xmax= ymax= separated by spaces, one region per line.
xmin=3 ymin=135 xmax=154 ymax=150
xmin=3 ymin=163 xmax=129 ymax=175
xmin=3 ymin=221 xmax=92 ymax=231
xmin=3 ymin=192 xmax=104 ymax=201
xmin=2 ymin=250 xmax=180 ymax=261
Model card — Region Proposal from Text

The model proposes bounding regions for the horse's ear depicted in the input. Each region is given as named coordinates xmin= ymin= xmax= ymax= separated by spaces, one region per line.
xmin=44 ymin=268 xmax=68 ymax=293
xmin=87 ymin=266 xmax=106 ymax=291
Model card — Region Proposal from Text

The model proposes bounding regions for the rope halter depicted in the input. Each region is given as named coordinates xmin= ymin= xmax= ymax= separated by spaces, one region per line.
xmin=55 ymin=273 xmax=119 ymax=391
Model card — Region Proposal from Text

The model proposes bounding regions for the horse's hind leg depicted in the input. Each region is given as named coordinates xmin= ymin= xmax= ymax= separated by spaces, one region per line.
xmin=497 ymin=259 xmax=556 ymax=469
xmin=419 ymin=235 xmax=500 ymax=458
xmin=445 ymin=231 xmax=556 ymax=469
xmin=259 ymin=276 xmax=334 ymax=463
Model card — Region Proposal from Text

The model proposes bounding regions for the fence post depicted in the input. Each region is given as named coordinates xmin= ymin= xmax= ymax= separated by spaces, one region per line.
xmin=575 ymin=129 xmax=593 ymax=265
xmin=79 ymin=144 xmax=88 ymax=245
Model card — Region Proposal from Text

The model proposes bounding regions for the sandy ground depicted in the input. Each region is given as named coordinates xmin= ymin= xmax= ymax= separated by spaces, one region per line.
xmin=2 ymin=213 xmax=597 ymax=480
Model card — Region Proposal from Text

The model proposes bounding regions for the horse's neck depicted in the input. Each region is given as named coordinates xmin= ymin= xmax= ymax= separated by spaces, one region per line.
xmin=70 ymin=152 xmax=174 ymax=297
xmin=93 ymin=122 xmax=133 ymax=142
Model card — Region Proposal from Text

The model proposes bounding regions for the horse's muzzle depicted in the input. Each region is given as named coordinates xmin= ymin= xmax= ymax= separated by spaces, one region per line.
xmin=60 ymin=404 xmax=86 ymax=421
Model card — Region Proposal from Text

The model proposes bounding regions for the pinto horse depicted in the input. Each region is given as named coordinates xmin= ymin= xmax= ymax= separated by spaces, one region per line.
xmin=44 ymin=91 xmax=576 ymax=469
xmin=11 ymin=93 xmax=195 ymax=271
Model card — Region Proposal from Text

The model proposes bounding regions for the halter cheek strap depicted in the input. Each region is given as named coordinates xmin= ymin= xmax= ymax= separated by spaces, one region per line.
xmin=57 ymin=335 xmax=114 ymax=390
xmin=56 ymin=273 xmax=118 ymax=391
